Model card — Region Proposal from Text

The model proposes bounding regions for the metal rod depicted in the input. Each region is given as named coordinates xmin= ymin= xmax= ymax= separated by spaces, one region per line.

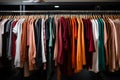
xmin=0 ymin=10 xmax=120 ymax=15
xmin=23 ymin=5 xmax=26 ymax=15
xmin=20 ymin=5 xmax=22 ymax=15
xmin=0 ymin=10 xmax=120 ymax=13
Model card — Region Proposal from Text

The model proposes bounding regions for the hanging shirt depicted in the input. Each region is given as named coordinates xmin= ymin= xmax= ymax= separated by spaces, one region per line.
xmin=48 ymin=17 xmax=54 ymax=80
xmin=54 ymin=17 xmax=59 ymax=66
xmin=82 ymin=18 xmax=95 ymax=69
xmin=102 ymin=18 xmax=109 ymax=66
xmin=113 ymin=19 xmax=120 ymax=68
xmin=12 ymin=20 xmax=18 ymax=59
xmin=45 ymin=17 xmax=55 ymax=80
xmin=41 ymin=18 xmax=47 ymax=70
xmin=58 ymin=17 xmax=70 ymax=65
xmin=0 ymin=19 xmax=8 ymax=57
xmin=108 ymin=18 xmax=118 ymax=72
xmin=27 ymin=18 xmax=36 ymax=70
xmin=90 ymin=19 xmax=99 ymax=73
xmin=45 ymin=18 xmax=50 ymax=80
xmin=53 ymin=17 xmax=62 ymax=80
xmin=13 ymin=19 xmax=25 ymax=67
xmin=75 ymin=18 xmax=86 ymax=73
xmin=109 ymin=18 xmax=118 ymax=58
xmin=19 ymin=20 xmax=30 ymax=77
xmin=97 ymin=18 xmax=105 ymax=71
xmin=65 ymin=17 xmax=73 ymax=75
xmin=20 ymin=20 xmax=28 ymax=63
xmin=59 ymin=17 xmax=72 ymax=75
xmin=2 ymin=20 xmax=9 ymax=64
xmin=104 ymin=18 xmax=113 ymax=71
xmin=34 ymin=18 xmax=42 ymax=68
xmin=71 ymin=17 xmax=78 ymax=69
xmin=58 ymin=17 xmax=63 ymax=65
xmin=6 ymin=19 xmax=14 ymax=60
xmin=49 ymin=18 xmax=53 ymax=47
xmin=41 ymin=18 xmax=46 ymax=63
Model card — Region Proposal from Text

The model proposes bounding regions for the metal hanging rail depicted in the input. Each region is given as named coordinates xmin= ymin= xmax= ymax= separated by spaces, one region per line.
xmin=0 ymin=10 xmax=120 ymax=15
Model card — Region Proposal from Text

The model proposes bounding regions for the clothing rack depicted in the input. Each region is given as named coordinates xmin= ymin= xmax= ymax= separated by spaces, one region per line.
xmin=0 ymin=2 xmax=120 ymax=80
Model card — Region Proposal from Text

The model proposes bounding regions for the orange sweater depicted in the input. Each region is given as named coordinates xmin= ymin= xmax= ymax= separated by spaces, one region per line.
xmin=20 ymin=21 xmax=27 ymax=63
xmin=75 ymin=18 xmax=86 ymax=73
xmin=71 ymin=17 xmax=78 ymax=69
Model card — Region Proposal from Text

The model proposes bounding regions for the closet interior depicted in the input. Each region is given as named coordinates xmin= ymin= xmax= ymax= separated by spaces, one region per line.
xmin=0 ymin=2 xmax=120 ymax=80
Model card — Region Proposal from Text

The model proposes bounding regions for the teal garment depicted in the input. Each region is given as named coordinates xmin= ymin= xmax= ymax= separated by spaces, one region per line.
xmin=49 ymin=18 xmax=53 ymax=47
xmin=97 ymin=18 xmax=106 ymax=71
xmin=47 ymin=18 xmax=54 ymax=80
xmin=47 ymin=18 xmax=51 ymax=80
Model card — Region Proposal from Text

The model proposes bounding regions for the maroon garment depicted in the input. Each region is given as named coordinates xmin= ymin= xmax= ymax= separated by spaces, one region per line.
xmin=12 ymin=20 xmax=17 ymax=59
xmin=58 ymin=17 xmax=70 ymax=65
xmin=62 ymin=17 xmax=70 ymax=56
xmin=82 ymin=18 xmax=95 ymax=69
xmin=87 ymin=19 xmax=95 ymax=52
xmin=59 ymin=17 xmax=72 ymax=75
xmin=64 ymin=18 xmax=72 ymax=75
xmin=58 ymin=18 xmax=63 ymax=65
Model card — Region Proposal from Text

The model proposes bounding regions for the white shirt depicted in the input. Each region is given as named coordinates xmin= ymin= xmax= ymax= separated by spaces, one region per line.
xmin=41 ymin=18 xmax=46 ymax=63
xmin=90 ymin=19 xmax=99 ymax=73
xmin=13 ymin=19 xmax=25 ymax=67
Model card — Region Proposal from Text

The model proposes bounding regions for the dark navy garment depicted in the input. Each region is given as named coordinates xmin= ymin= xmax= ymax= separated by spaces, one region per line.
xmin=34 ymin=19 xmax=42 ymax=68
xmin=2 ymin=20 xmax=10 ymax=66
xmin=6 ymin=19 xmax=14 ymax=60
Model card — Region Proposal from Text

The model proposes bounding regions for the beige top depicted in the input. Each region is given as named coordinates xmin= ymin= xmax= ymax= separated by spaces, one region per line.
xmin=112 ymin=19 xmax=120 ymax=68
xmin=108 ymin=18 xmax=118 ymax=72
xmin=54 ymin=17 xmax=59 ymax=66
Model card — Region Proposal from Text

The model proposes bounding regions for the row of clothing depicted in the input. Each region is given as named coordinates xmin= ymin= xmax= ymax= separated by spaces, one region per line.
xmin=0 ymin=15 xmax=120 ymax=79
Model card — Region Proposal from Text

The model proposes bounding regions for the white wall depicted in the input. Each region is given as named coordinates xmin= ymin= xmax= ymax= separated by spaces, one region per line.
xmin=0 ymin=0 xmax=120 ymax=2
